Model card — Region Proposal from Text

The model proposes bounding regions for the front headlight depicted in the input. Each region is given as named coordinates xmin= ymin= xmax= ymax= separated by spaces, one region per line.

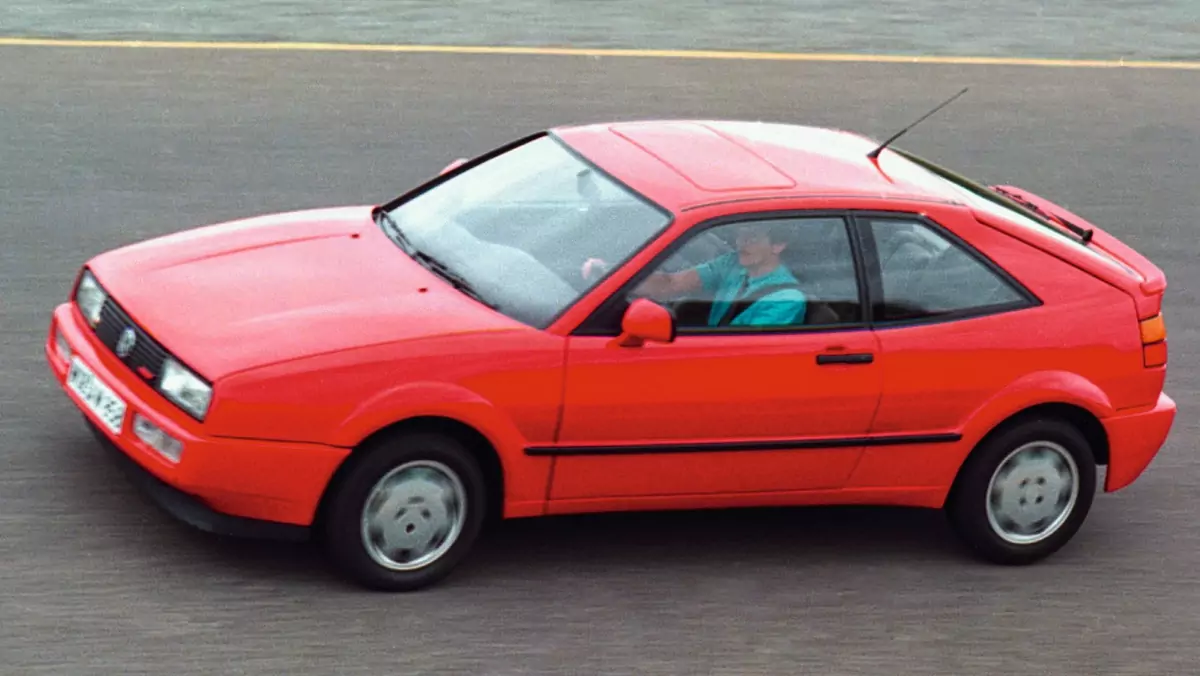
xmin=160 ymin=357 xmax=213 ymax=421
xmin=74 ymin=270 xmax=107 ymax=326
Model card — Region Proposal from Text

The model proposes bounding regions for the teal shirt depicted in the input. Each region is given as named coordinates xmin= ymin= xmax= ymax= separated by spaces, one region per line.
xmin=694 ymin=252 xmax=807 ymax=327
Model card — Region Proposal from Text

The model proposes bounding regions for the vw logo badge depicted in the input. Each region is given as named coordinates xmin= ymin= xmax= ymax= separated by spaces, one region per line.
xmin=115 ymin=327 xmax=137 ymax=358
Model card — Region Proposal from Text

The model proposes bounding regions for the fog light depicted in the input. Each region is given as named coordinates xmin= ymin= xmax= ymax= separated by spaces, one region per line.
xmin=55 ymin=329 xmax=71 ymax=362
xmin=133 ymin=413 xmax=183 ymax=463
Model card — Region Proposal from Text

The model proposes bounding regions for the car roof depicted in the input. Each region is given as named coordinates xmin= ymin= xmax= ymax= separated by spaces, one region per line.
xmin=552 ymin=120 xmax=968 ymax=212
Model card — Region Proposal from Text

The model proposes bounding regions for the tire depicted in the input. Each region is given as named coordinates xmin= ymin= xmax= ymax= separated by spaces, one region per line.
xmin=946 ymin=417 xmax=1097 ymax=565
xmin=319 ymin=430 xmax=488 ymax=591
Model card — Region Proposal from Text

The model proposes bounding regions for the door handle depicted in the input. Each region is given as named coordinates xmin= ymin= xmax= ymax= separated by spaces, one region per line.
xmin=816 ymin=352 xmax=874 ymax=365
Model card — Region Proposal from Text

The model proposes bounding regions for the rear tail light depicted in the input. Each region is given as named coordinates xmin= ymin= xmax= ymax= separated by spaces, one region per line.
xmin=1140 ymin=313 xmax=1167 ymax=367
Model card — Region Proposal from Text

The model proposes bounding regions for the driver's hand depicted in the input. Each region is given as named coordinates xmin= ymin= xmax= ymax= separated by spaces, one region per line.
xmin=581 ymin=257 xmax=609 ymax=282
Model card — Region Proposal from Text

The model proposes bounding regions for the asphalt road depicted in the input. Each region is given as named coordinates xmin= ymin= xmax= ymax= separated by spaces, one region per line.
xmin=2 ymin=45 xmax=1199 ymax=674
xmin=5 ymin=0 xmax=1200 ymax=60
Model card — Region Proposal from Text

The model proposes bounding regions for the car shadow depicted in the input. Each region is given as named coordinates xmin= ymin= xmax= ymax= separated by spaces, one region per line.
xmin=156 ymin=502 xmax=968 ymax=592
xmin=470 ymin=504 xmax=964 ymax=572
xmin=61 ymin=425 xmax=968 ymax=590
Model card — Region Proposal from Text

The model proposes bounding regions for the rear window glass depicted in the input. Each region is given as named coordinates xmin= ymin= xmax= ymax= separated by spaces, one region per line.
xmin=890 ymin=148 xmax=1140 ymax=278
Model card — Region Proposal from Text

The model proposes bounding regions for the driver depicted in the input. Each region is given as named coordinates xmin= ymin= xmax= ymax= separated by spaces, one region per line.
xmin=586 ymin=223 xmax=807 ymax=327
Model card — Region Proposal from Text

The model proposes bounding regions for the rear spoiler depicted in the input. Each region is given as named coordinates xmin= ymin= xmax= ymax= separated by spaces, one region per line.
xmin=981 ymin=184 xmax=1167 ymax=318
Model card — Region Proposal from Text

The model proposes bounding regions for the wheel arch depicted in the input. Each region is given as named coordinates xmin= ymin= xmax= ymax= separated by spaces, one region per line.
xmin=957 ymin=371 xmax=1115 ymax=467
xmin=314 ymin=415 xmax=507 ymax=530
xmin=947 ymin=400 xmax=1109 ymax=506
xmin=973 ymin=401 xmax=1109 ymax=465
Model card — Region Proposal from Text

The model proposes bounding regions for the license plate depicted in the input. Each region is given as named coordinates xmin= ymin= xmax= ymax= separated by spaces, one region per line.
xmin=67 ymin=356 xmax=127 ymax=435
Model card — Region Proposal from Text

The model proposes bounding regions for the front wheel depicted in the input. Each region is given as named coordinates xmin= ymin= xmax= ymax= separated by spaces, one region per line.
xmin=946 ymin=418 xmax=1097 ymax=565
xmin=319 ymin=431 xmax=487 ymax=591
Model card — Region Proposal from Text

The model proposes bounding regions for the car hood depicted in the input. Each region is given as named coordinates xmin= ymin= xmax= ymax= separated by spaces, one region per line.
xmin=86 ymin=206 xmax=527 ymax=380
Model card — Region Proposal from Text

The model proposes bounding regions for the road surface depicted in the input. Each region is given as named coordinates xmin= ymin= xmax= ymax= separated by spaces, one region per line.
xmin=4 ymin=0 xmax=1200 ymax=60
xmin=2 ymin=44 xmax=1199 ymax=674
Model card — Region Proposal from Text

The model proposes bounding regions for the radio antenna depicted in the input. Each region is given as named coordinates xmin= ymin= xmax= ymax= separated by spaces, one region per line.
xmin=866 ymin=87 xmax=970 ymax=160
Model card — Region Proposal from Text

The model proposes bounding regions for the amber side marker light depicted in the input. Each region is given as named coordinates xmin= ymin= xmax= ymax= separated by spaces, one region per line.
xmin=1140 ymin=313 xmax=1167 ymax=367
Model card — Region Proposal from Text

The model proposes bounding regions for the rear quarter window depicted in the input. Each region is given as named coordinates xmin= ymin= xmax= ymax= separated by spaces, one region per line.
xmin=864 ymin=217 xmax=1030 ymax=322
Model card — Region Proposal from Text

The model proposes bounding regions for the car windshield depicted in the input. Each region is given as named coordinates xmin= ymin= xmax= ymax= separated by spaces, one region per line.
xmin=381 ymin=135 xmax=672 ymax=328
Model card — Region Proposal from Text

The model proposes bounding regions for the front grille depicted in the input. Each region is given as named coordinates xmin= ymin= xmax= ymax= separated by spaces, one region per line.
xmin=93 ymin=299 xmax=171 ymax=385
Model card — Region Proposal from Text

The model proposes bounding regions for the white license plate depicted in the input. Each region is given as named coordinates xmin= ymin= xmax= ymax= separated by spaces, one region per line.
xmin=66 ymin=356 xmax=127 ymax=435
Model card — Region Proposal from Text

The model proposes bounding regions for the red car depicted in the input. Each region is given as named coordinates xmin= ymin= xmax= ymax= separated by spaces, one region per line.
xmin=45 ymin=120 xmax=1175 ymax=591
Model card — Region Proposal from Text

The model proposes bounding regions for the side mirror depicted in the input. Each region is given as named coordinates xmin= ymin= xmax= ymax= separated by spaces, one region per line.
xmin=614 ymin=299 xmax=676 ymax=348
xmin=439 ymin=158 xmax=468 ymax=176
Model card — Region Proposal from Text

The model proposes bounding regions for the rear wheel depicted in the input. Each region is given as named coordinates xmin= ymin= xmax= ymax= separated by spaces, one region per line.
xmin=320 ymin=431 xmax=487 ymax=591
xmin=946 ymin=417 xmax=1096 ymax=565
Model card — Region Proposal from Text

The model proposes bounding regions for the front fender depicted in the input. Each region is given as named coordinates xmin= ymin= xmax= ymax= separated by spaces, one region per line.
xmin=331 ymin=380 xmax=553 ymax=510
xmin=333 ymin=381 xmax=524 ymax=448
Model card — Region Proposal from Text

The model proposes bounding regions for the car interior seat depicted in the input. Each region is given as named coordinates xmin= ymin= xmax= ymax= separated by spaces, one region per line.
xmin=900 ymin=244 xmax=1021 ymax=313
xmin=778 ymin=219 xmax=860 ymax=324
xmin=875 ymin=226 xmax=942 ymax=319
xmin=803 ymin=301 xmax=840 ymax=325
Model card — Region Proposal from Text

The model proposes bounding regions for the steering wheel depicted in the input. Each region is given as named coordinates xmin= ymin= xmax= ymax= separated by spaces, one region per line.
xmin=580 ymin=257 xmax=610 ymax=283
xmin=579 ymin=230 xmax=734 ymax=282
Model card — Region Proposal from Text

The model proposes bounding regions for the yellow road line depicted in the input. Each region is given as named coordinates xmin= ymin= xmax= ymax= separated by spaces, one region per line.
xmin=1 ymin=36 xmax=1198 ymax=70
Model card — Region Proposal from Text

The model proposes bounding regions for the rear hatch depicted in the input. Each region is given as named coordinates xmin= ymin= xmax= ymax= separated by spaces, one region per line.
xmin=986 ymin=184 xmax=1166 ymax=319
xmin=888 ymin=148 xmax=1167 ymax=321
xmin=887 ymin=148 xmax=1169 ymax=399
xmin=976 ymin=184 xmax=1169 ymax=380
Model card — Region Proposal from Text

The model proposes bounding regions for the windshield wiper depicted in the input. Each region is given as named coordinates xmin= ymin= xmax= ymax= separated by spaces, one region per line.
xmin=374 ymin=207 xmax=497 ymax=309
xmin=991 ymin=186 xmax=1095 ymax=245
xmin=412 ymin=250 xmax=498 ymax=309
xmin=375 ymin=207 xmax=415 ymax=254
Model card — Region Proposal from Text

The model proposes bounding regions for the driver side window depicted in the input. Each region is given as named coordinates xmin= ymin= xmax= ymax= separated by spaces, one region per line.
xmin=632 ymin=216 xmax=863 ymax=332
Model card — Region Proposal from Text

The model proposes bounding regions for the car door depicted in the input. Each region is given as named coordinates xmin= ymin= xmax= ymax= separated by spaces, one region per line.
xmin=540 ymin=213 xmax=885 ymax=505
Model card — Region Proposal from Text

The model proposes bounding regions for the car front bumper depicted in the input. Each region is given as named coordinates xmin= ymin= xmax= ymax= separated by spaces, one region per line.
xmin=1103 ymin=390 xmax=1177 ymax=493
xmin=45 ymin=302 xmax=351 ymax=540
